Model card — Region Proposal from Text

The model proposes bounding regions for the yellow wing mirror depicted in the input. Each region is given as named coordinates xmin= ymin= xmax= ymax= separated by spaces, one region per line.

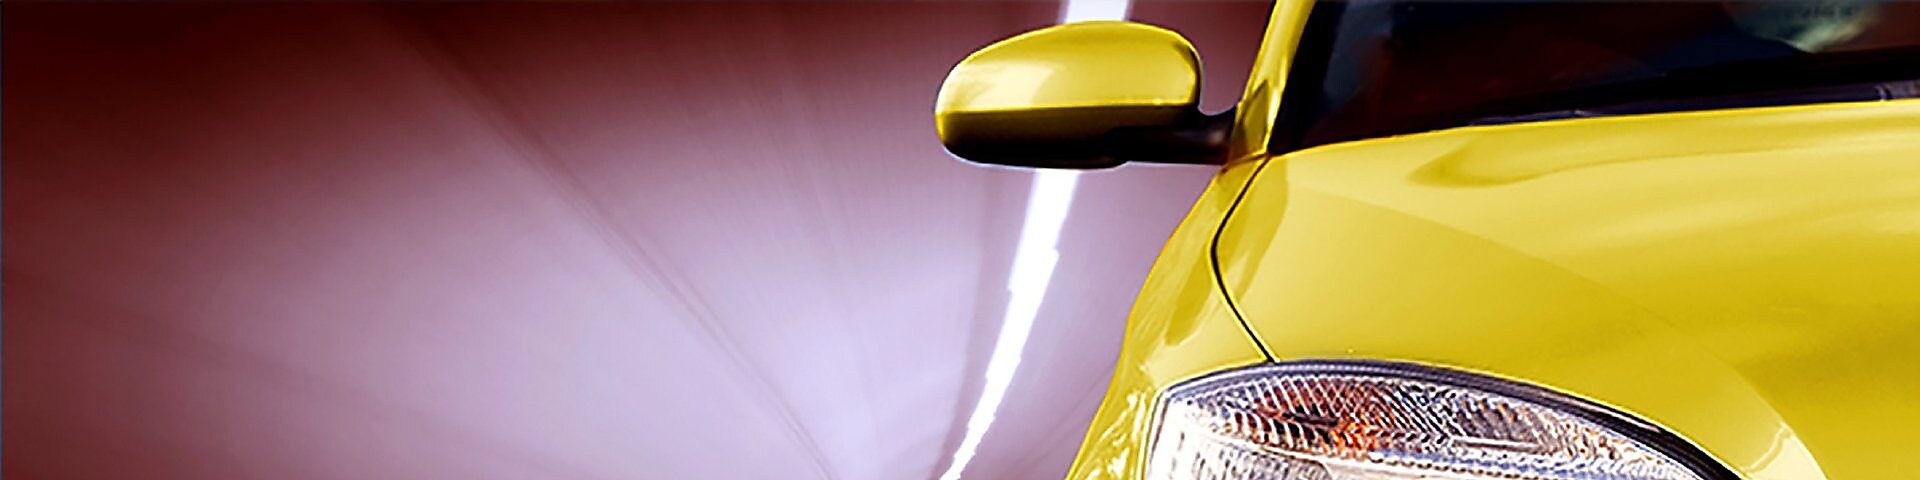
xmin=935 ymin=21 xmax=1229 ymax=169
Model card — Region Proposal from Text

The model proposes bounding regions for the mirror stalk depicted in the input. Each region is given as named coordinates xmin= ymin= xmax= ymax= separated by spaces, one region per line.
xmin=1105 ymin=108 xmax=1233 ymax=166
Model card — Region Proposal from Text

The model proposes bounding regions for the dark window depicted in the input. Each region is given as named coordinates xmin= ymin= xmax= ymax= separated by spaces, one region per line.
xmin=1276 ymin=1 xmax=1920 ymax=151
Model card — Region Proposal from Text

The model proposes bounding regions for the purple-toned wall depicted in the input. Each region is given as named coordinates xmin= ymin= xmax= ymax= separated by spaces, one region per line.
xmin=2 ymin=3 xmax=1269 ymax=479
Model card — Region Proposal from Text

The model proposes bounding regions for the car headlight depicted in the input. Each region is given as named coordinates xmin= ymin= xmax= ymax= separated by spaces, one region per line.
xmin=1146 ymin=361 xmax=1730 ymax=480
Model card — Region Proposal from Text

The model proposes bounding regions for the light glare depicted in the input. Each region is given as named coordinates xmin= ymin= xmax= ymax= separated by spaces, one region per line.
xmin=938 ymin=1 xmax=1129 ymax=478
xmin=938 ymin=169 xmax=1079 ymax=480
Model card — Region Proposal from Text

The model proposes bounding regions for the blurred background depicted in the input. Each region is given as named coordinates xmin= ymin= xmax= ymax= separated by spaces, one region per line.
xmin=3 ymin=2 xmax=1267 ymax=479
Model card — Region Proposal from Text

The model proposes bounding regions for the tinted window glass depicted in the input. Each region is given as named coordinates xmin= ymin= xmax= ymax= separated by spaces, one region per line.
xmin=1282 ymin=1 xmax=1920 ymax=149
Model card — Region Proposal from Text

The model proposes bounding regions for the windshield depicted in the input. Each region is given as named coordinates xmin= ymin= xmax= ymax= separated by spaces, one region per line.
xmin=1277 ymin=1 xmax=1920 ymax=150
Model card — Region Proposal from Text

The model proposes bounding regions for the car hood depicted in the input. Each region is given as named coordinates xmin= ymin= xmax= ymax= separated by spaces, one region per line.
xmin=1213 ymin=99 xmax=1920 ymax=480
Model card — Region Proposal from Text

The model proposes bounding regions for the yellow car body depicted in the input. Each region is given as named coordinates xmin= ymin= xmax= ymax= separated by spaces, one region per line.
xmin=1073 ymin=99 xmax=1920 ymax=480
xmin=939 ymin=2 xmax=1920 ymax=479
xmin=1073 ymin=4 xmax=1920 ymax=480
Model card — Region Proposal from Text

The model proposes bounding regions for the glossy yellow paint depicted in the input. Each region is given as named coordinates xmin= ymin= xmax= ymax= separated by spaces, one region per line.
xmin=1216 ymin=99 xmax=1920 ymax=479
xmin=934 ymin=21 xmax=1207 ymax=168
xmin=1063 ymin=159 xmax=1269 ymax=480
xmin=1061 ymin=2 xmax=1920 ymax=479
xmin=1227 ymin=0 xmax=1313 ymax=160
xmin=934 ymin=21 xmax=1198 ymax=115
xmin=1063 ymin=3 xmax=1314 ymax=478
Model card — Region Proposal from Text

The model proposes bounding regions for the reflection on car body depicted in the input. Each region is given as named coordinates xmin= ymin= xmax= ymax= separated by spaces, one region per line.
xmin=937 ymin=1 xmax=1920 ymax=479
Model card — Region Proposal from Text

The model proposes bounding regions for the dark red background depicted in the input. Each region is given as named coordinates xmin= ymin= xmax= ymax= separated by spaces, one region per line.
xmin=3 ymin=2 xmax=1268 ymax=479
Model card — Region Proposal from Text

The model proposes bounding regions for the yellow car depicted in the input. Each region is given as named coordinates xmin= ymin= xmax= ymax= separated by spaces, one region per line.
xmin=936 ymin=1 xmax=1920 ymax=479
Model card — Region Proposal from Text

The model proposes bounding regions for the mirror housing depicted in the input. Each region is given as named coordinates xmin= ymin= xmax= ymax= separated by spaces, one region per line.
xmin=935 ymin=21 xmax=1228 ymax=169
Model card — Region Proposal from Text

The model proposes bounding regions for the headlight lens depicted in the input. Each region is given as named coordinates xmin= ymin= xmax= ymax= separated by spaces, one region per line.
xmin=1146 ymin=362 xmax=1726 ymax=480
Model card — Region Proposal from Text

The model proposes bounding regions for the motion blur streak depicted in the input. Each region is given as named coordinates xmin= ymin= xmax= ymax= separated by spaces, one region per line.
xmin=4 ymin=2 xmax=1262 ymax=479
xmin=940 ymin=170 xmax=1082 ymax=480
xmin=1061 ymin=0 xmax=1135 ymax=23
xmin=937 ymin=1 xmax=1137 ymax=477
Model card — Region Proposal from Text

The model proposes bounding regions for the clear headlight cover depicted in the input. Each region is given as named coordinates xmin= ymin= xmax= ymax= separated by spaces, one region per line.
xmin=1146 ymin=362 xmax=1728 ymax=480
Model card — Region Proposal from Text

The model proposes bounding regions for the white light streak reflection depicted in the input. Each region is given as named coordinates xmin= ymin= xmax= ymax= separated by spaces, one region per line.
xmin=938 ymin=2 xmax=1130 ymax=478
